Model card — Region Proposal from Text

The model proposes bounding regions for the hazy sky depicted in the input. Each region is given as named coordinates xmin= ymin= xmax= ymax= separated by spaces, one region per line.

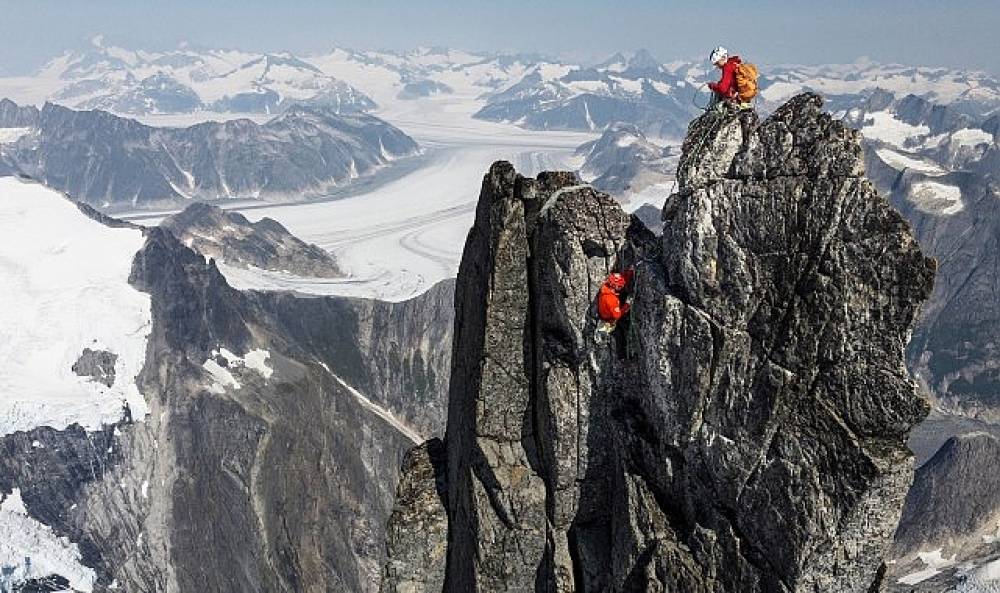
xmin=1 ymin=0 xmax=996 ymax=75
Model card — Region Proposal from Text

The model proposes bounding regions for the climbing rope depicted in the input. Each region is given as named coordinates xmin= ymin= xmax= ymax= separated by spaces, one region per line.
xmin=685 ymin=112 xmax=729 ymax=167
xmin=691 ymin=83 xmax=713 ymax=112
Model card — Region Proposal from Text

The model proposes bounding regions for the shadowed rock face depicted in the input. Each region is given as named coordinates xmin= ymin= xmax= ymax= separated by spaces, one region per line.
xmin=886 ymin=433 xmax=1000 ymax=589
xmin=382 ymin=93 xmax=935 ymax=593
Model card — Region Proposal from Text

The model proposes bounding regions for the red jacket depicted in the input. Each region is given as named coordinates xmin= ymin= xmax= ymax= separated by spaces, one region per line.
xmin=597 ymin=269 xmax=634 ymax=322
xmin=709 ymin=56 xmax=741 ymax=99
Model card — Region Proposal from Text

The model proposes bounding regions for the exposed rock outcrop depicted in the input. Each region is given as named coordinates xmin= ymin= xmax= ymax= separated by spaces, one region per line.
xmin=382 ymin=93 xmax=935 ymax=592
xmin=162 ymin=202 xmax=343 ymax=277
xmin=381 ymin=439 xmax=449 ymax=593
xmin=71 ymin=348 xmax=118 ymax=387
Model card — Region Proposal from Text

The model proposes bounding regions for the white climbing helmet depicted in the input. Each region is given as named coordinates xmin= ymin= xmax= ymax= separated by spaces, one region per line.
xmin=709 ymin=46 xmax=729 ymax=65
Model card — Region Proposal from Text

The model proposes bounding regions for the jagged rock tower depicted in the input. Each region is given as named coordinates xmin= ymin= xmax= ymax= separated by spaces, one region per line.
xmin=381 ymin=93 xmax=936 ymax=593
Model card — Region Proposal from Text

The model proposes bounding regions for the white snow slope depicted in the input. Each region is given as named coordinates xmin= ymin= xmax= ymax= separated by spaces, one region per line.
xmin=898 ymin=548 xmax=956 ymax=585
xmin=0 ymin=488 xmax=96 ymax=592
xmin=0 ymin=177 xmax=151 ymax=436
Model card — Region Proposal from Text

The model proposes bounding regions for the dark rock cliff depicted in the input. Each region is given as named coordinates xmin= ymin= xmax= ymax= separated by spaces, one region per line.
xmin=896 ymin=432 xmax=1000 ymax=558
xmin=381 ymin=93 xmax=936 ymax=592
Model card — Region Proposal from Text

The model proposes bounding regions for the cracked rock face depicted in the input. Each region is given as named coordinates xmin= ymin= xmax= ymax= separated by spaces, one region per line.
xmin=382 ymin=93 xmax=935 ymax=593
xmin=380 ymin=438 xmax=448 ymax=593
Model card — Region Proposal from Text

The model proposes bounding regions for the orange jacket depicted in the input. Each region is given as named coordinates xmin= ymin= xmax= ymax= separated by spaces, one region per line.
xmin=597 ymin=268 xmax=634 ymax=321
xmin=598 ymin=285 xmax=629 ymax=322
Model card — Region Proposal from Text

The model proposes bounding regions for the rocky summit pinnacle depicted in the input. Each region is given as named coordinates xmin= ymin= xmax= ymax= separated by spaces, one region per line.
xmin=380 ymin=93 xmax=936 ymax=593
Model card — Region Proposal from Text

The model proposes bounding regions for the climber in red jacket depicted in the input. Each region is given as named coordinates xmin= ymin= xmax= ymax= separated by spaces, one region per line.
xmin=598 ymin=268 xmax=634 ymax=323
xmin=707 ymin=45 xmax=756 ymax=152
xmin=708 ymin=46 xmax=742 ymax=102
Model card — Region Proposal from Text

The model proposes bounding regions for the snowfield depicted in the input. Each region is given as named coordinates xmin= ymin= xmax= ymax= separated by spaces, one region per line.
xmin=0 ymin=177 xmax=151 ymax=436
xmin=875 ymin=148 xmax=947 ymax=176
xmin=0 ymin=488 xmax=96 ymax=592
xmin=861 ymin=111 xmax=930 ymax=147
xmin=908 ymin=181 xmax=965 ymax=216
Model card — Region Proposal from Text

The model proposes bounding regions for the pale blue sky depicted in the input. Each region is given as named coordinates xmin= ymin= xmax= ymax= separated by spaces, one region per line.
xmin=0 ymin=0 xmax=995 ymax=74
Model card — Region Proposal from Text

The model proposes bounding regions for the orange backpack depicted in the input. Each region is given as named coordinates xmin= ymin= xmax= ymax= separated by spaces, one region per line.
xmin=735 ymin=62 xmax=759 ymax=102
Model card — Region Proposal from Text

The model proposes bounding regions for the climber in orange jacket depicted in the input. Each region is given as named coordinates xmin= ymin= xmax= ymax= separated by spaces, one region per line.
xmin=598 ymin=268 xmax=634 ymax=323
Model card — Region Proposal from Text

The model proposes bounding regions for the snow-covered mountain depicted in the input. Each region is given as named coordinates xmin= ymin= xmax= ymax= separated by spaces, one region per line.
xmin=844 ymin=93 xmax=1000 ymax=424
xmin=761 ymin=60 xmax=1000 ymax=117
xmin=161 ymin=203 xmax=343 ymax=277
xmin=306 ymin=46 xmax=547 ymax=105
xmin=574 ymin=122 xmax=677 ymax=202
xmin=0 ymin=40 xmax=549 ymax=117
xmin=0 ymin=99 xmax=418 ymax=210
xmin=474 ymin=50 xmax=701 ymax=139
xmin=0 ymin=176 xmax=454 ymax=592
xmin=475 ymin=52 xmax=1000 ymax=138
xmin=6 ymin=39 xmax=998 ymax=138
xmin=21 ymin=37 xmax=376 ymax=116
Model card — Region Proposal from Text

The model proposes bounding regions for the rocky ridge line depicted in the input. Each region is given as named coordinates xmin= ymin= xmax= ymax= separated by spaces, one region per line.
xmin=381 ymin=93 xmax=936 ymax=593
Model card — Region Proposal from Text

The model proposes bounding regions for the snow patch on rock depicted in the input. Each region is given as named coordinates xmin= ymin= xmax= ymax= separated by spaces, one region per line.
xmin=202 ymin=347 xmax=273 ymax=393
xmin=951 ymin=128 xmax=995 ymax=147
xmin=875 ymin=148 xmax=947 ymax=175
xmin=908 ymin=181 xmax=964 ymax=215
xmin=242 ymin=349 xmax=273 ymax=379
xmin=0 ymin=127 xmax=31 ymax=143
xmin=898 ymin=548 xmax=957 ymax=585
xmin=862 ymin=111 xmax=930 ymax=147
